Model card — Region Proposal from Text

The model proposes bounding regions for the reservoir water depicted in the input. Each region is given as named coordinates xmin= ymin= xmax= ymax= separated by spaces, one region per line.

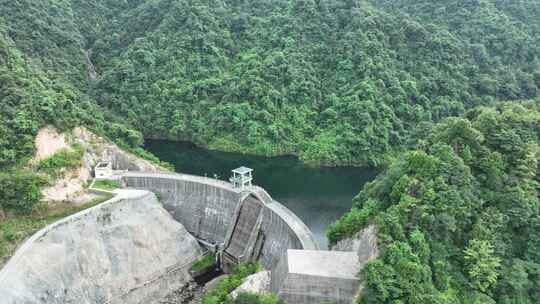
xmin=145 ymin=140 xmax=379 ymax=248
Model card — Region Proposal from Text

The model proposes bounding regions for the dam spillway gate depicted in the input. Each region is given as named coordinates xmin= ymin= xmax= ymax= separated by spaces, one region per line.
xmin=222 ymin=194 xmax=265 ymax=272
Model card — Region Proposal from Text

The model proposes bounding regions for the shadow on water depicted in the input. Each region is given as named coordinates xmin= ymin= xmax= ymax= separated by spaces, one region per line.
xmin=145 ymin=140 xmax=379 ymax=249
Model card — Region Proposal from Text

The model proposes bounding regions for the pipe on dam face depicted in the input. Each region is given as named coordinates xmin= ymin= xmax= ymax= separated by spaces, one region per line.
xmin=121 ymin=172 xmax=319 ymax=270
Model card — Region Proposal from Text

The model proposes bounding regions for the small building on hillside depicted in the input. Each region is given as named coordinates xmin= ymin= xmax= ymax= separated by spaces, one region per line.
xmin=94 ymin=162 xmax=113 ymax=179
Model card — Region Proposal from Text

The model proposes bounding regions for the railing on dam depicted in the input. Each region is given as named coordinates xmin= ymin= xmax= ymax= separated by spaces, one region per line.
xmin=121 ymin=172 xmax=319 ymax=271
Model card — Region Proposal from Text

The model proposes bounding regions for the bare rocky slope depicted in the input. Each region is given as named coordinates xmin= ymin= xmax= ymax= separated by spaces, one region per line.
xmin=33 ymin=126 xmax=164 ymax=203
xmin=331 ymin=224 xmax=379 ymax=267
xmin=0 ymin=190 xmax=202 ymax=304
xmin=331 ymin=225 xmax=380 ymax=297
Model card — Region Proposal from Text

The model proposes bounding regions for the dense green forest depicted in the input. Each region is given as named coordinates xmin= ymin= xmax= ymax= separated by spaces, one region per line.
xmin=0 ymin=0 xmax=144 ymax=169
xmin=1 ymin=0 xmax=540 ymax=303
xmin=86 ymin=0 xmax=540 ymax=166
xmin=1 ymin=0 xmax=539 ymax=167
xmin=329 ymin=101 xmax=540 ymax=303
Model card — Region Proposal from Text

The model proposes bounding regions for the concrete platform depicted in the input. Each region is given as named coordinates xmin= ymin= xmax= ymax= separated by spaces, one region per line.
xmin=271 ymin=250 xmax=361 ymax=304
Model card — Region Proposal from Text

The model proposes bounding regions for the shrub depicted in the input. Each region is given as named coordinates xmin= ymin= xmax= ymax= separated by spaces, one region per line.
xmin=131 ymin=147 xmax=175 ymax=171
xmin=37 ymin=145 xmax=84 ymax=175
xmin=225 ymin=293 xmax=284 ymax=304
xmin=0 ymin=170 xmax=45 ymax=214
xmin=202 ymin=263 xmax=262 ymax=304
xmin=92 ymin=179 xmax=121 ymax=191
xmin=326 ymin=199 xmax=379 ymax=245
xmin=191 ymin=253 xmax=216 ymax=272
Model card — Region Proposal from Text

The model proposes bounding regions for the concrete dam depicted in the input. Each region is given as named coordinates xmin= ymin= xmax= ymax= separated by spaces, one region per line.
xmin=121 ymin=172 xmax=319 ymax=271
xmin=1 ymin=171 xmax=375 ymax=304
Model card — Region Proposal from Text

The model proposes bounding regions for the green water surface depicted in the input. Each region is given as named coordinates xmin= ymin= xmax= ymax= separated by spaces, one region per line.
xmin=145 ymin=140 xmax=379 ymax=248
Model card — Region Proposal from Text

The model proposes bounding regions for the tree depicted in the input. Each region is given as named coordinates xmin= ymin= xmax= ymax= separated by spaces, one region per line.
xmin=463 ymin=240 xmax=501 ymax=292
xmin=0 ymin=170 xmax=44 ymax=214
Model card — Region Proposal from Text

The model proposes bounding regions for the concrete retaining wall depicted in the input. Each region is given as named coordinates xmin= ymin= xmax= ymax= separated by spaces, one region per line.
xmin=271 ymin=250 xmax=361 ymax=304
xmin=121 ymin=172 xmax=318 ymax=270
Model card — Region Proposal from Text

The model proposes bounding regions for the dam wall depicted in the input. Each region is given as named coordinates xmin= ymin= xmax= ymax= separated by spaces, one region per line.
xmin=122 ymin=173 xmax=241 ymax=245
xmin=257 ymin=197 xmax=319 ymax=268
xmin=121 ymin=172 xmax=318 ymax=270
xmin=0 ymin=190 xmax=202 ymax=304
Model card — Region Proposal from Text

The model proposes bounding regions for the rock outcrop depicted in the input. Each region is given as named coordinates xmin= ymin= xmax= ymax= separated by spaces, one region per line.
xmin=331 ymin=224 xmax=379 ymax=268
xmin=0 ymin=190 xmax=202 ymax=304
xmin=72 ymin=127 xmax=163 ymax=173
xmin=230 ymin=271 xmax=271 ymax=298
xmin=33 ymin=126 xmax=165 ymax=202
xmin=331 ymin=224 xmax=379 ymax=297
xmin=32 ymin=126 xmax=71 ymax=162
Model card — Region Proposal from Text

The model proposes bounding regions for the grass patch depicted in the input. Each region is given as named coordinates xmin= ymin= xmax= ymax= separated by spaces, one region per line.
xmin=0 ymin=194 xmax=113 ymax=266
xmin=92 ymin=179 xmax=121 ymax=191
xmin=202 ymin=263 xmax=262 ymax=304
xmin=226 ymin=293 xmax=284 ymax=304
xmin=190 ymin=253 xmax=216 ymax=272
xmin=37 ymin=145 xmax=84 ymax=176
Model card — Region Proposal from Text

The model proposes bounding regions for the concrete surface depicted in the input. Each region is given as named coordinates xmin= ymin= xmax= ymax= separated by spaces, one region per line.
xmin=121 ymin=172 xmax=319 ymax=270
xmin=0 ymin=189 xmax=202 ymax=304
xmin=288 ymin=250 xmax=360 ymax=279
xmin=271 ymin=250 xmax=362 ymax=304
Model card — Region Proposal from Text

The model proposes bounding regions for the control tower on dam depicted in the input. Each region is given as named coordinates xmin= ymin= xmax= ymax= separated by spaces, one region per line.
xmin=121 ymin=171 xmax=319 ymax=271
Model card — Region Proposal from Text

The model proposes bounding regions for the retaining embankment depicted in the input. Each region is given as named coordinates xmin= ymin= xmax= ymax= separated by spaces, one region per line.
xmin=0 ymin=190 xmax=202 ymax=304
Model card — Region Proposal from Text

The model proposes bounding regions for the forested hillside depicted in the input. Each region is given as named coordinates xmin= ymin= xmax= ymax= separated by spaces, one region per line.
xmin=1 ymin=0 xmax=540 ymax=303
xmin=2 ymin=0 xmax=539 ymax=167
xmin=0 ymin=1 xmax=143 ymax=169
xmin=329 ymin=101 xmax=540 ymax=303
xmin=82 ymin=0 xmax=540 ymax=166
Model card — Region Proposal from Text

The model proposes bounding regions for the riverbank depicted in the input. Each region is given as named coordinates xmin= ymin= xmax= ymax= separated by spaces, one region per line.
xmin=143 ymin=136 xmax=393 ymax=169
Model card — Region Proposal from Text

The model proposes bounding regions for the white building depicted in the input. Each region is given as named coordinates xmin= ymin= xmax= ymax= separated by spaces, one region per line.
xmin=94 ymin=162 xmax=113 ymax=179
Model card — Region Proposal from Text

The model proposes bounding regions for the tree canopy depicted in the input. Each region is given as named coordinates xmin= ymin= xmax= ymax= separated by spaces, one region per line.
xmin=329 ymin=101 xmax=540 ymax=303
xmin=84 ymin=0 xmax=540 ymax=166
xmin=1 ymin=0 xmax=539 ymax=167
